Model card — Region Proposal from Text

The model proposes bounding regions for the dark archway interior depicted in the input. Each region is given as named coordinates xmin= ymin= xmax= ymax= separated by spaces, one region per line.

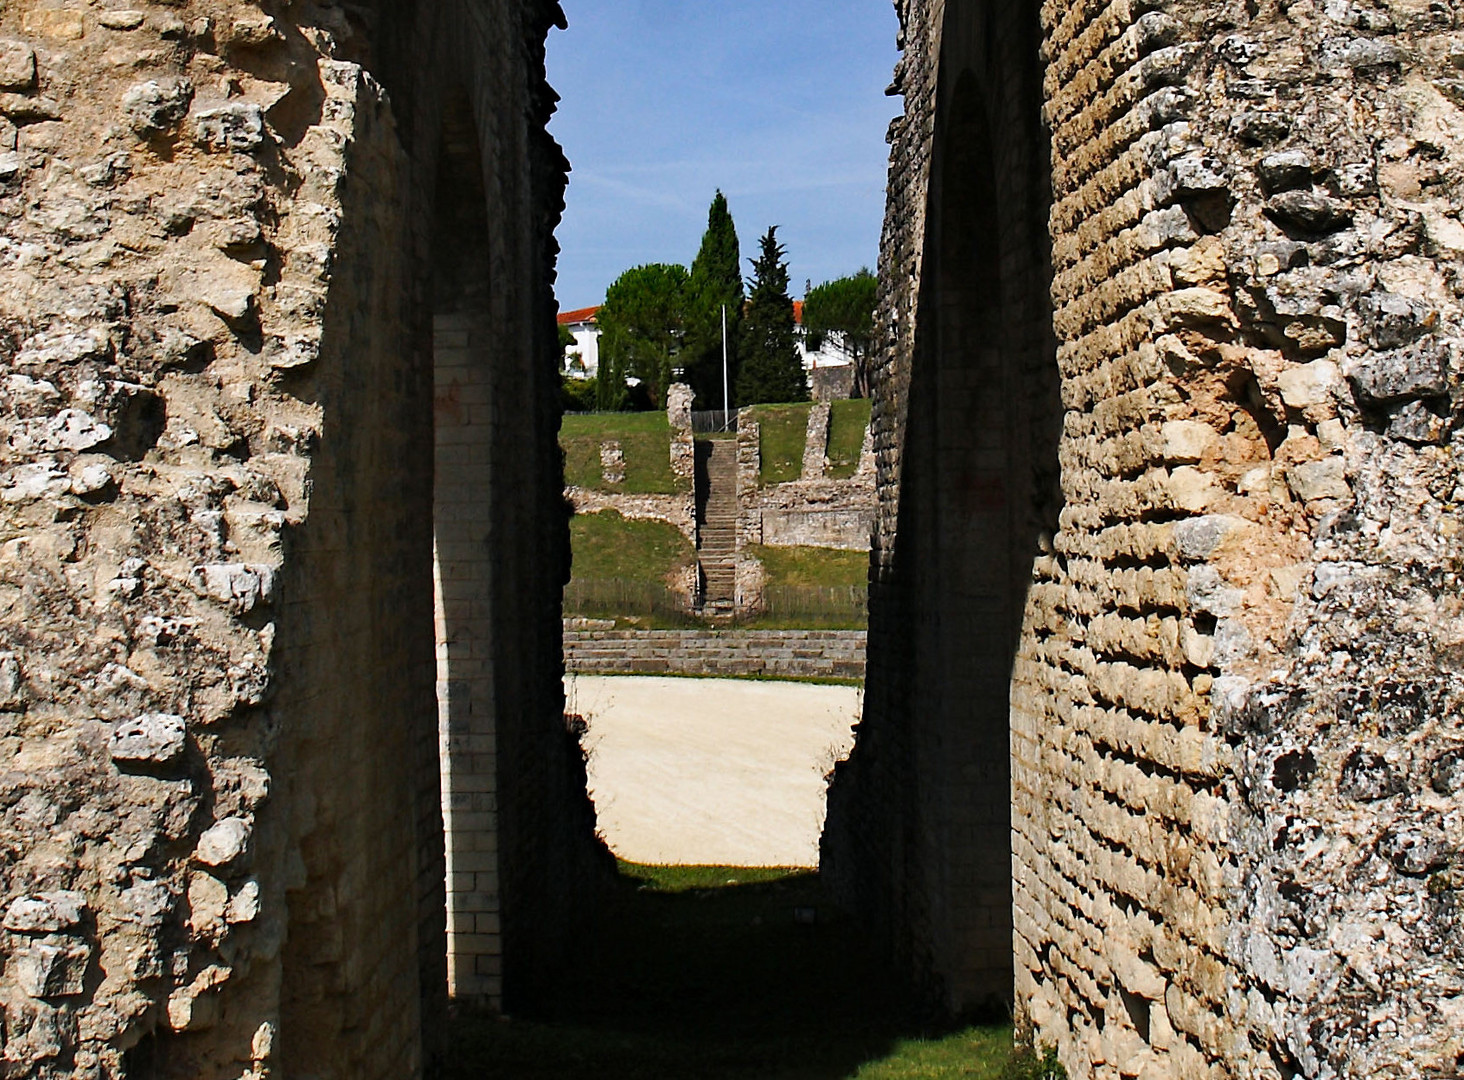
xmin=822 ymin=0 xmax=1060 ymax=1020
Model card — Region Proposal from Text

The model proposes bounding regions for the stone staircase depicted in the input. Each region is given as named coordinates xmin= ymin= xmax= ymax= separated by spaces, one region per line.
xmin=697 ymin=438 xmax=739 ymax=606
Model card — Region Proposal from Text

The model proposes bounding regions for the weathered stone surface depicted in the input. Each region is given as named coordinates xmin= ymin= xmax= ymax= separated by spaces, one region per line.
xmin=110 ymin=713 xmax=187 ymax=766
xmin=121 ymin=77 xmax=193 ymax=136
xmin=0 ymin=39 xmax=36 ymax=91
xmin=825 ymin=2 xmax=1464 ymax=1078
xmin=4 ymin=893 xmax=86 ymax=934
xmin=194 ymin=817 xmax=250 ymax=869
xmin=188 ymin=563 xmax=277 ymax=613
xmin=191 ymin=102 xmax=267 ymax=153
xmin=0 ymin=1 xmax=602 ymax=1076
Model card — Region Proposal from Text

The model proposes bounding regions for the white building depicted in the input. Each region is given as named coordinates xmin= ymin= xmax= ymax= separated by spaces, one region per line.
xmin=558 ymin=300 xmax=852 ymax=387
xmin=558 ymin=305 xmax=601 ymax=378
xmin=793 ymin=299 xmax=856 ymax=374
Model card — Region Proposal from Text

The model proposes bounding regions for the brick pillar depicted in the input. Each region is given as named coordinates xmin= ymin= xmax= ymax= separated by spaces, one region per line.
xmin=434 ymin=310 xmax=503 ymax=1006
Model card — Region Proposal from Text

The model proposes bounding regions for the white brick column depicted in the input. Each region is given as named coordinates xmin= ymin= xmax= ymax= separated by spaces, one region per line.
xmin=434 ymin=310 xmax=503 ymax=1005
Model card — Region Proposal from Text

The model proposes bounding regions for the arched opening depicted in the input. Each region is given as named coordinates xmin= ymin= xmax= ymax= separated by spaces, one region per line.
xmin=823 ymin=0 xmax=1060 ymax=1019
xmin=431 ymin=88 xmax=502 ymax=1008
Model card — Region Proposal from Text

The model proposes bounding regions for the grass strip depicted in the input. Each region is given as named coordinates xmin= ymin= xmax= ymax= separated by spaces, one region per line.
xmin=747 ymin=403 xmax=814 ymax=485
xmin=561 ymin=411 xmax=681 ymax=493
xmin=827 ymin=399 xmax=872 ymax=479
xmin=568 ymin=511 xmax=694 ymax=583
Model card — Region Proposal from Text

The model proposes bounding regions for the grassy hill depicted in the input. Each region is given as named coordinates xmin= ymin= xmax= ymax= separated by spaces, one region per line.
xmin=561 ymin=412 xmax=682 ymax=494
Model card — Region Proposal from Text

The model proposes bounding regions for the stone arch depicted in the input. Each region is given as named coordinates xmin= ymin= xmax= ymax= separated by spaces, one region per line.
xmin=823 ymin=0 xmax=1059 ymax=1018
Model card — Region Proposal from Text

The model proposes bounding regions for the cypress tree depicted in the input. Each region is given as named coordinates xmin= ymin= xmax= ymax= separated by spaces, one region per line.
xmin=736 ymin=227 xmax=808 ymax=406
xmin=683 ymin=191 xmax=744 ymax=411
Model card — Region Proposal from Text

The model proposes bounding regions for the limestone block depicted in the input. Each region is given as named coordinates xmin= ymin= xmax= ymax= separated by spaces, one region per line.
xmin=1182 ymin=564 xmax=1241 ymax=614
xmin=226 ymin=879 xmax=261 ymax=924
xmin=96 ymin=11 xmax=146 ymax=31
xmin=9 ymin=409 xmax=113 ymax=454
xmin=0 ymin=40 xmax=36 ymax=92
xmin=167 ymin=965 xmax=231 ymax=1032
xmin=110 ymin=714 xmax=187 ymax=767
xmin=224 ymin=15 xmax=282 ymax=49
xmin=1287 ymin=457 xmax=1350 ymax=502
xmin=121 ymin=78 xmax=193 ymax=136
xmin=69 ymin=462 xmax=114 ymax=497
xmin=0 ymin=651 xmax=21 ymax=708
xmin=1 ymin=462 xmax=70 ymax=503
xmin=188 ymin=563 xmax=277 ymax=613
xmin=191 ymin=102 xmax=267 ymax=153
xmin=1160 ymin=421 xmax=1217 ymax=465
xmin=1172 ymin=515 xmax=1248 ymax=562
xmin=0 ymin=92 xmax=60 ymax=122
xmin=195 ymin=818 xmax=251 ymax=869
xmin=4 ymin=892 xmax=86 ymax=934
xmin=1167 ymin=467 xmax=1222 ymax=512
xmin=21 ymin=10 xmax=85 ymax=40
xmin=1278 ymin=360 xmax=1341 ymax=410
xmin=11 ymin=940 xmax=91 ymax=999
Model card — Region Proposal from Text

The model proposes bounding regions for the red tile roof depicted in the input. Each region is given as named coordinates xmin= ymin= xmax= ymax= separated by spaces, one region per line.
xmin=557 ymin=305 xmax=601 ymax=326
xmin=792 ymin=300 xmax=804 ymax=325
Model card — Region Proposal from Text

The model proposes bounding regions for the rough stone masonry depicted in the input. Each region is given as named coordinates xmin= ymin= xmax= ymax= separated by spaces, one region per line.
xmin=824 ymin=0 xmax=1464 ymax=1078
xmin=3 ymin=0 xmax=1464 ymax=1079
xmin=0 ymin=2 xmax=605 ymax=1078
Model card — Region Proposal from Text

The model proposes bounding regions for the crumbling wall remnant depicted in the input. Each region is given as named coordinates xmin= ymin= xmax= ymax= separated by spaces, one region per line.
xmin=0 ymin=2 xmax=601 ymax=1077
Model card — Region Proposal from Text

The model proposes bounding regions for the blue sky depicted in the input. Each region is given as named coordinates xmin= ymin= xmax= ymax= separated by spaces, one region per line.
xmin=547 ymin=1 xmax=901 ymax=309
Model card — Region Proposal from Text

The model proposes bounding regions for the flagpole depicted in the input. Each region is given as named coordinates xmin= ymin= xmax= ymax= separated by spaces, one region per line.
xmin=721 ymin=304 xmax=730 ymax=432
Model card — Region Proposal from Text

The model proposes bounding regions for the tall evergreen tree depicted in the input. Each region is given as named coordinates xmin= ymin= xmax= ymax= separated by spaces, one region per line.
xmin=736 ymin=227 xmax=808 ymax=405
xmin=683 ymin=191 xmax=744 ymax=411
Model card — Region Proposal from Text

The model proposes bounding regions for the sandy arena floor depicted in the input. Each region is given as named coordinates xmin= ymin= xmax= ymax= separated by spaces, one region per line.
xmin=565 ymin=675 xmax=862 ymax=867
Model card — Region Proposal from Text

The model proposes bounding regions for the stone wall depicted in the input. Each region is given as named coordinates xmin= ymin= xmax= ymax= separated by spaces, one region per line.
xmin=563 ymin=383 xmax=698 ymax=542
xmin=0 ymin=2 xmax=605 ymax=1077
xmin=827 ymin=0 xmax=1464 ymax=1077
xmin=563 ymin=626 xmax=867 ymax=680
xmin=735 ymin=408 xmax=877 ymax=553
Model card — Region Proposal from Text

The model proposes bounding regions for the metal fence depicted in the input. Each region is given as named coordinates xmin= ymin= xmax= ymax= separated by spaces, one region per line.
xmin=761 ymin=585 xmax=868 ymax=625
xmin=563 ymin=579 xmax=700 ymax=624
xmin=690 ymin=410 xmax=738 ymax=434
xmin=564 ymin=578 xmax=867 ymax=626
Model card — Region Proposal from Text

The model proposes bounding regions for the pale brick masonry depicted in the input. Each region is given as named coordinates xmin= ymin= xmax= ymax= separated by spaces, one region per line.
xmin=827 ymin=2 xmax=1464 ymax=1079
xmin=563 ymin=627 xmax=867 ymax=681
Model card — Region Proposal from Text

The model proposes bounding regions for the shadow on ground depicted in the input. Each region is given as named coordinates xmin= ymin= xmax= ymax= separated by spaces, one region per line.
xmin=446 ymin=866 xmax=1015 ymax=1079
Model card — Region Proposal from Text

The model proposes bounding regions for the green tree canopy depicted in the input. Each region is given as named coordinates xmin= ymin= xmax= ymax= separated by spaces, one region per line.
xmin=683 ymin=191 xmax=745 ymax=411
xmin=595 ymin=263 xmax=689 ymax=410
xmin=802 ymin=268 xmax=878 ymax=397
xmin=736 ymin=227 xmax=808 ymax=406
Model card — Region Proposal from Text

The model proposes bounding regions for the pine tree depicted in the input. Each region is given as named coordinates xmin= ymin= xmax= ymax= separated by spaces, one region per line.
xmin=802 ymin=268 xmax=878 ymax=397
xmin=683 ymin=191 xmax=744 ymax=411
xmin=736 ymin=227 xmax=808 ymax=406
xmin=595 ymin=263 xmax=689 ymax=410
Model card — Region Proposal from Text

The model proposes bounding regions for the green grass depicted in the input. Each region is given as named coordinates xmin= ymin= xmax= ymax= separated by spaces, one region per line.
xmin=562 ymin=412 xmax=682 ymax=494
xmin=569 ymin=511 xmax=694 ymax=583
xmin=751 ymin=544 xmax=871 ymax=588
xmin=574 ymin=668 xmax=866 ymax=688
xmin=445 ymin=864 xmax=1023 ymax=1080
xmin=747 ymin=403 xmax=815 ymax=485
xmin=619 ymin=860 xmax=808 ymax=891
xmin=827 ymin=399 xmax=872 ymax=480
xmin=850 ymin=1030 xmax=1018 ymax=1079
